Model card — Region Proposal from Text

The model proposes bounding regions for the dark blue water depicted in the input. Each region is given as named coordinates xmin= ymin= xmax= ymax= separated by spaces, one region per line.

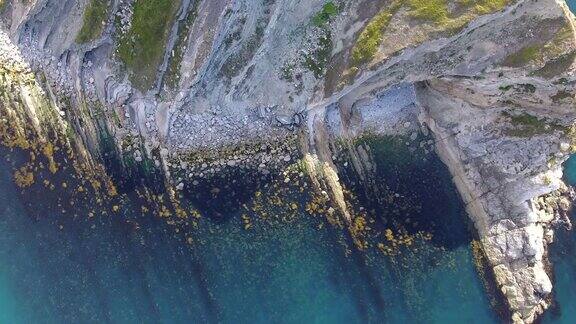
xmin=0 ymin=137 xmax=500 ymax=323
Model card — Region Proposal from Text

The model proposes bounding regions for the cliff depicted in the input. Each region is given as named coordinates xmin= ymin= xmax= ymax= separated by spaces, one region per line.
xmin=1 ymin=0 xmax=576 ymax=322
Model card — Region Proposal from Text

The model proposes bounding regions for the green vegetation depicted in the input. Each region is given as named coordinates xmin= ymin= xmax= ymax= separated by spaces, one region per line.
xmin=300 ymin=1 xmax=340 ymax=77
xmin=458 ymin=0 xmax=510 ymax=14
xmin=502 ymin=111 xmax=562 ymax=137
xmin=406 ymin=0 xmax=510 ymax=24
xmin=220 ymin=19 xmax=267 ymax=79
xmin=504 ymin=22 xmax=574 ymax=70
xmin=502 ymin=45 xmax=540 ymax=67
xmin=551 ymin=90 xmax=574 ymax=103
xmin=350 ymin=2 xmax=401 ymax=66
xmin=533 ymin=52 xmax=576 ymax=79
xmin=280 ymin=62 xmax=295 ymax=81
xmin=76 ymin=0 xmax=109 ymax=43
xmin=117 ymin=0 xmax=181 ymax=90
xmin=407 ymin=0 xmax=448 ymax=23
xmin=312 ymin=2 xmax=339 ymax=27
xmin=303 ymin=29 xmax=333 ymax=78
xmin=165 ymin=1 xmax=200 ymax=89
xmin=0 ymin=0 xmax=8 ymax=14
xmin=350 ymin=0 xmax=513 ymax=68
xmin=518 ymin=83 xmax=536 ymax=93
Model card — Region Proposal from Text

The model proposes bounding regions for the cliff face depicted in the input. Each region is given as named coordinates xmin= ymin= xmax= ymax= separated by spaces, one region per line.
xmin=1 ymin=0 xmax=576 ymax=323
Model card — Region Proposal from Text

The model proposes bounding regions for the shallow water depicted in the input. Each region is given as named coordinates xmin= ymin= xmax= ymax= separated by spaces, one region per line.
xmin=0 ymin=136 xmax=502 ymax=323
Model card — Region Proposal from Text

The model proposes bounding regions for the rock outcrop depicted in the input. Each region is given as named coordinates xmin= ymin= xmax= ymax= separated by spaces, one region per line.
xmin=1 ymin=0 xmax=576 ymax=322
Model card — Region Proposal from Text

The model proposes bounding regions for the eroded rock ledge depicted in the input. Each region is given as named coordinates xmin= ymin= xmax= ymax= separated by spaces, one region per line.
xmin=1 ymin=0 xmax=576 ymax=323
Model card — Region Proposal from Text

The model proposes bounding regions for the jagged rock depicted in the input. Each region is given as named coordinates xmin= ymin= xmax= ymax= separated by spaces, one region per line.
xmin=1 ymin=0 xmax=575 ymax=323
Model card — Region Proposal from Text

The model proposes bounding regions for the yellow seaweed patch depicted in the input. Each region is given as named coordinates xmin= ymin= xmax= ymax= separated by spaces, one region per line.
xmin=14 ymin=165 xmax=35 ymax=188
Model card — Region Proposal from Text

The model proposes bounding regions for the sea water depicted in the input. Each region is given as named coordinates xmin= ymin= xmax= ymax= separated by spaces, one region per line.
xmin=0 ymin=136 xmax=502 ymax=324
xmin=568 ymin=0 xmax=576 ymax=13
xmin=541 ymin=154 xmax=576 ymax=324
xmin=541 ymin=3 xmax=576 ymax=324
xmin=3 ymin=3 xmax=576 ymax=321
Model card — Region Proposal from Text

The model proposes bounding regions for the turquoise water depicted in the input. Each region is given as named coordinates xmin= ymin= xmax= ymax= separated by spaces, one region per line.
xmin=0 ymin=138 xmax=501 ymax=323
xmin=0 ymin=2 xmax=574 ymax=323
xmin=541 ymin=155 xmax=576 ymax=324
xmin=542 ymin=4 xmax=576 ymax=323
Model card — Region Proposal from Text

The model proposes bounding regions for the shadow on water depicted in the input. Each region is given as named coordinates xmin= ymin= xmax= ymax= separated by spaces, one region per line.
xmin=347 ymin=248 xmax=387 ymax=318
xmin=0 ymin=131 xmax=501 ymax=323
xmin=99 ymin=132 xmax=166 ymax=194
xmin=180 ymin=168 xmax=271 ymax=224
xmin=338 ymin=135 xmax=474 ymax=250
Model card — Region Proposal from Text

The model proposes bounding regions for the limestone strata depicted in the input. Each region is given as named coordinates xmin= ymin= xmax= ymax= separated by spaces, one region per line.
xmin=417 ymin=78 xmax=573 ymax=323
xmin=1 ymin=0 xmax=576 ymax=323
xmin=309 ymin=1 xmax=576 ymax=322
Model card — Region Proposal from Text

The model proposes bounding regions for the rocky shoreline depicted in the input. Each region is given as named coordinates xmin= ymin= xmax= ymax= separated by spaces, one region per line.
xmin=2 ymin=0 xmax=576 ymax=322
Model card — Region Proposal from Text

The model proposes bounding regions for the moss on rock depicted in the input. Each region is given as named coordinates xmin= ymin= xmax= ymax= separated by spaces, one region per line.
xmin=117 ymin=0 xmax=181 ymax=91
xmin=77 ymin=0 xmax=110 ymax=44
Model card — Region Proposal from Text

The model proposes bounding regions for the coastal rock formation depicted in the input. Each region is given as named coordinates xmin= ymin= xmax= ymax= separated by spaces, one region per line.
xmin=1 ymin=0 xmax=576 ymax=322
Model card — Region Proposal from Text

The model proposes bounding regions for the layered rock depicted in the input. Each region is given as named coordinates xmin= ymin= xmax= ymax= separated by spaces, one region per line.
xmin=1 ymin=0 xmax=576 ymax=323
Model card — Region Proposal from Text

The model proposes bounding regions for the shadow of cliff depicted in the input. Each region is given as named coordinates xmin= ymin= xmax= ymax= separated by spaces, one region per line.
xmin=180 ymin=168 xmax=272 ymax=224
xmin=338 ymin=135 xmax=474 ymax=250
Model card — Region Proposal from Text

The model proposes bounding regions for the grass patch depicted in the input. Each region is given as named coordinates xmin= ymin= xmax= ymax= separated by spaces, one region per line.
xmin=350 ymin=0 xmax=512 ymax=68
xmin=504 ymin=22 xmax=572 ymax=70
xmin=303 ymin=29 xmax=333 ymax=78
xmin=458 ymin=0 xmax=510 ymax=14
xmin=532 ymin=52 xmax=576 ymax=79
xmin=76 ymin=0 xmax=110 ymax=43
xmin=407 ymin=0 xmax=449 ymax=23
xmin=165 ymin=1 xmax=200 ymax=89
xmin=502 ymin=45 xmax=540 ymax=67
xmin=117 ymin=0 xmax=181 ymax=91
xmin=502 ymin=111 xmax=562 ymax=137
xmin=350 ymin=2 xmax=401 ymax=66
xmin=312 ymin=2 xmax=339 ymax=27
